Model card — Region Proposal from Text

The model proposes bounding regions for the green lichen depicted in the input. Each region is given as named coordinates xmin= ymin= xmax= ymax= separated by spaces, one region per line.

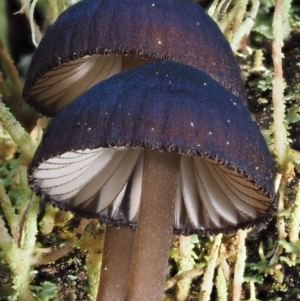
xmin=1 ymin=0 xmax=300 ymax=300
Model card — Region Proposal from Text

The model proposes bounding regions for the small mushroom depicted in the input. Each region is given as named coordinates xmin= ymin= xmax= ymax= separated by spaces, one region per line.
xmin=23 ymin=0 xmax=246 ymax=116
xmin=28 ymin=60 xmax=275 ymax=300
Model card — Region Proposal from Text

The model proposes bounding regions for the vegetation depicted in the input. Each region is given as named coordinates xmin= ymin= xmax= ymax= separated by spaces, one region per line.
xmin=0 ymin=0 xmax=299 ymax=300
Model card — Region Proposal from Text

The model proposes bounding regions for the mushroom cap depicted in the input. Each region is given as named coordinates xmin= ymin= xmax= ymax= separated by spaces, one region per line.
xmin=23 ymin=0 xmax=246 ymax=116
xmin=28 ymin=60 xmax=275 ymax=235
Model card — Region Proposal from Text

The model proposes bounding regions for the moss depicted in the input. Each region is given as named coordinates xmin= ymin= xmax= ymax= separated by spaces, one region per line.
xmin=1 ymin=0 xmax=300 ymax=300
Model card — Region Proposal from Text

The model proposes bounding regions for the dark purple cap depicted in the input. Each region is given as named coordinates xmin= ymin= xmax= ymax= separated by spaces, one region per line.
xmin=28 ymin=61 xmax=275 ymax=235
xmin=23 ymin=0 xmax=246 ymax=116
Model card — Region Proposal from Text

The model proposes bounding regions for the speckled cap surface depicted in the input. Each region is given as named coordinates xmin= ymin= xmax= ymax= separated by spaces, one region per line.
xmin=28 ymin=61 xmax=275 ymax=234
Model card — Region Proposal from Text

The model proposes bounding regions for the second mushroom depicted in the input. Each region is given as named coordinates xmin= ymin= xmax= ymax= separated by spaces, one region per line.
xmin=28 ymin=60 xmax=275 ymax=300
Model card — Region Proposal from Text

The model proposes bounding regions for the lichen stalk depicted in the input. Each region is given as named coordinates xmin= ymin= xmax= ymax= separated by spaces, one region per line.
xmin=216 ymin=265 xmax=227 ymax=301
xmin=270 ymin=177 xmax=287 ymax=265
xmin=80 ymin=219 xmax=103 ymax=301
xmin=231 ymin=0 xmax=260 ymax=53
xmin=31 ymin=218 xmax=89 ymax=266
xmin=174 ymin=235 xmax=198 ymax=301
xmin=164 ymin=267 xmax=204 ymax=292
xmin=0 ymin=180 xmax=18 ymax=234
xmin=199 ymin=234 xmax=222 ymax=301
xmin=0 ymin=189 xmax=39 ymax=300
xmin=272 ymin=0 xmax=291 ymax=171
xmin=0 ymin=213 xmax=11 ymax=244
xmin=289 ymin=181 xmax=300 ymax=243
xmin=0 ymin=99 xmax=36 ymax=159
xmin=232 ymin=230 xmax=247 ymax=301
xmin=0 ymin=39 xmax=23 ymax=96
xmin=0 ymin=71 xmax=11 ymax=98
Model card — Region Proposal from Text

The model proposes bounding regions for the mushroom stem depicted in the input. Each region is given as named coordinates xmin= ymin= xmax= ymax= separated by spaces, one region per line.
xmin=125 ymin=149 xmax=181 ymax=301
xmin=97 ymin=226 xmax=135 ymax=301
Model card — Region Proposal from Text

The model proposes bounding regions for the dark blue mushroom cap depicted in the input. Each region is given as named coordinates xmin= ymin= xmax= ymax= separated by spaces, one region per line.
xmin=28 ymin=61 xmax=275 ymax=235
xmin=23 ymin=0 xmax=246 ymax=116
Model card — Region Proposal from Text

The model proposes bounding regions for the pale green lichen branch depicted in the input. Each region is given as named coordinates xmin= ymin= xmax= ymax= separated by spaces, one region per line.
xmin=31 ymin=217 xmax=87 ymax=266
xmin=249 ymin=280 xmax=259 ymax=301
xmin=29 ymin=0 xmax=76 ymax=46
xmin=290 ymin=148 xmax=300 ymax=164
xmin=164 ymin=266 xmax=204 ymax=292
xmin=208 ymin=0 xmax=258 ymax=54
xmin=289 ymin=181 xmax=300 ymax=243
xmin=0 ymin=212 xmax=11 ymax=244
xmin=216 ymin=265 xmax=227 ymax=301
xmin=75 ymin=219 xmax=103 ymax=300
xmin=4 ymin=240 xmax=35 ymax=301
xmin=231 ymin=0 xmax=260 ymax=54
xmin=15 ymin=0 xmax=42 ymax=47
xmin=0 ymin=191 xmax=39 ymax=301
xmin=272 ymin=0 xmax=292 ymax=171
xmin=29 ymin=0 xmax=39 ymax=47
xmin=0 ymin=181 xmax=19 ymax=236
xmin=0 ymin=39 xmax=23 ymax=97
xmin=20 ymin=194 xmax=39 ymax=254
xmin=220 ymin=0 xmax=248 ymax=43
xmin=170 ymin=235 xmax=199 ymax=301
xmin=233 ymin=229 xmax=247 ymax=301
xmin=251 ymin=49 xmax=267 ymax=73
xmin=270 ymin=176 xmax=287 ymax=265
xmin=0 ymin=71 xmax=11 ymax=98
xmin=207 ymin=0 xmax=224 ymax=18
xmin=31 ymin=239 xmax=74 ymax=266
xmin=198 ymin=233 xmax=222 ymax=301
xmin=0 ymin=99 xmax=36 ymax=159
xmin=39 ymin=205 xmax=60 ymax=235
xmin=57 ymin=0 xmax=66 ymax=14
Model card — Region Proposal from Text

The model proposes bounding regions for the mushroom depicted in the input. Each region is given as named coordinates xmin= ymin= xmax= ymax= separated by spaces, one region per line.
xmin=22 ymin=0 xmax=246 ymax=116
xmin=28 ymin=60 xmax=276 ymax=300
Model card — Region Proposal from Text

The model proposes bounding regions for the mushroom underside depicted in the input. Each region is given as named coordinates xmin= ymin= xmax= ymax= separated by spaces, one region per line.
xmin=30 ymin=147 xmax=272 ymax=234
xmin=23 ymin=0 xmax=247 ymax=114
xmin=29 ymin=54 xmax=147 ymax=115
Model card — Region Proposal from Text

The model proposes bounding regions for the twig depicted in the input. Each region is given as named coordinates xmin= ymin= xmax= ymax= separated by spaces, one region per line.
xmin=0 ymin=39 xmax=23 ymax=96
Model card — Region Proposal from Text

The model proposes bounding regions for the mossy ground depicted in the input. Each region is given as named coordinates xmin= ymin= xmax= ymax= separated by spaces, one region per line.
xmin=0 ymin=0 xmax=300 ymax=300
